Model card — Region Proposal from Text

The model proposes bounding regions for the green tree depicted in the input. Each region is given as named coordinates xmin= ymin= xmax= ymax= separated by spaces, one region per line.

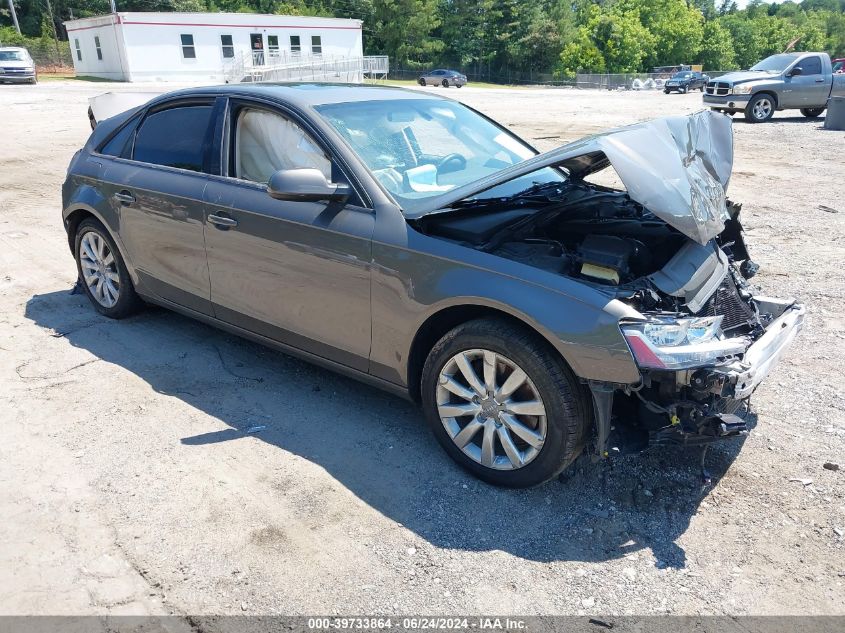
xmin=699 ymin=18 xmax=736 ymax=69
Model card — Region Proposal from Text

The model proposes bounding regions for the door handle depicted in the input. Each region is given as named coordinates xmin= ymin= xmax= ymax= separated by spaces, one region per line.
xmin=208 ymin=214 xmax=238 ymax=229
xmin=113 ymin=191 xmax=135 ymax=205
xmin=815 ymin=78 xmax=825 ymax=82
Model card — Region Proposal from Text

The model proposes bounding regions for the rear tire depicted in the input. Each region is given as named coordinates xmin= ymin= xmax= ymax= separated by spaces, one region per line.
xmin=442 ymin=79 xmax=449 ymax=88
xmin=420 ymin=318 xmax=589 ymax=488
xmin=418 ymin=77 xmax=426 ymax=86
xmin=74 ymin=218 xmax=143 ymax=319
xmin=800 ymin=107 xmax=825 ymax=118
xmin=744 ymin=93 xmax=775 ymax=123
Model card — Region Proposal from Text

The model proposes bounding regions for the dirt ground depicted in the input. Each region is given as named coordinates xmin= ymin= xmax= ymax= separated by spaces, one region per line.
xmin=1 ymin=82 xmax=844 ymax=621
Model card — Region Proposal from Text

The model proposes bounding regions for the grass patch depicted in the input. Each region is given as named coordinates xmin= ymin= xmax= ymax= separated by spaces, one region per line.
xmin=39 ymin=73 xmax=115 ymax=82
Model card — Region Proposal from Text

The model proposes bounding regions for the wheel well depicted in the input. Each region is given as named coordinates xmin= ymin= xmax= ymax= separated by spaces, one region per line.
xmin=407 ymin=305 xmax=558 ymax=403
xmin=751 ymin=91 xmax=778 ymax=107
xmin=64 ymin=209 xmax=95 ymax=252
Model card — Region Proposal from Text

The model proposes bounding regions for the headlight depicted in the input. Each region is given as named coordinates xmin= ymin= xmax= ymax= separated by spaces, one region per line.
xmin=622 ymin=315 xmax=748 ymax=370
xmin=731 ymin=84 xmax=755 ymax=95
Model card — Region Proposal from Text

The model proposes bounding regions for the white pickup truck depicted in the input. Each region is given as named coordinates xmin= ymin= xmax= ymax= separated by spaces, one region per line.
xmin=703 ymin=51 xmax=845 ymax=122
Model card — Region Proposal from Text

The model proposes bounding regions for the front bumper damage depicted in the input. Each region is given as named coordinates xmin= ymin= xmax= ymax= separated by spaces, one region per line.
xmin=712 ymin=297 xmax=804 ymax=400
xmin=590 ymin=295 xmax=804 ymax=457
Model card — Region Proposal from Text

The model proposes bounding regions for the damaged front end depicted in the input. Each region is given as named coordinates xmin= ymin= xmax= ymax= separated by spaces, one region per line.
xmin=414 ymin=110 xmax=805 ymax=457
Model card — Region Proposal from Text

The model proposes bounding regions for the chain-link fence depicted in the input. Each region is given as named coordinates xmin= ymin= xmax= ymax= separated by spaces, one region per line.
xmin=0 ymin=30 xmax=73 ymax=70
xmin=384 ymin=67 xmax=741 ymax=89
xmin=386 ymin=67 xmax=576 ymax=87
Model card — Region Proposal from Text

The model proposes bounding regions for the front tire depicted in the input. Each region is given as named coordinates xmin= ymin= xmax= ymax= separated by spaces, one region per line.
xmin=442 ymin=79 xmax=450 ymax=88
xmin=74 ymin=218 xmax=143 ymax=319
xmin=418 ymin=77 xmax=426 ymax=86
xmin=745 ymin=93 xmax=775 ymax=123
xmin=421 ymin=318 xmax=589 ymax=488
xmin=800 ymin=107 xmax=825 ymax=118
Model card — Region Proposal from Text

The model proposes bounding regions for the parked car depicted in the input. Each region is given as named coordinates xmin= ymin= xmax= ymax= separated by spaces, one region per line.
xmin=663 ymin=71 xmax=709 ymax=93
xmin=418 ymin=69 xmax=467 ymax=88
xmin=703 ymin=52 xmax=845 ymax=122
xmin=833 ymin=58 xmax=844 ymax=74
xmin=0 ymin=46 xmax=37 ymax=84
xmin=64 ymin=84 xmax=804 ymax=487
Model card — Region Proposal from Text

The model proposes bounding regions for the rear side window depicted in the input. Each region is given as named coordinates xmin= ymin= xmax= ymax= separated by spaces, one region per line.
xmin=133 ymin=105 xmax=213 ymax=172
xmin=800 ymin=56 xmax=821 ymax=75
xmin=99 ymin=118 xmax=138 ymax=158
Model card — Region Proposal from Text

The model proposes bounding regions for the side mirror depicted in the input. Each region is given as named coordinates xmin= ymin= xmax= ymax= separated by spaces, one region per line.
xmin=267 ymin=168 xmax=350 ymax=203
xmin=789 ymin=66 xmax=803 ymax=76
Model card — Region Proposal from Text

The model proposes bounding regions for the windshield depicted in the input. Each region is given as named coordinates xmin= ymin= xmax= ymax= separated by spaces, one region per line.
xmin=671 ymin=72 xmax=692 ymax=79
xmin=316 ymin=98 xmax=565 ymax=212
xmin=751 ymin=54 xmax=798 ymax=73
xmin=0 ymin=50 xmax=27 ymax=62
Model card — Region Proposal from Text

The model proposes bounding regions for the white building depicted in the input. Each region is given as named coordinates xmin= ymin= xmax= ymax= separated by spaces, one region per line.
xmin=62 ymin=12 xmax=366 ymax=83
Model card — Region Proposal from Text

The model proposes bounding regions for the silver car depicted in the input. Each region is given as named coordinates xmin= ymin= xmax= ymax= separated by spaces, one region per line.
xmin=0 ymin=46 xmax=37 ymax=84
xmin=418 ymin=69 xmax=467 ymax=88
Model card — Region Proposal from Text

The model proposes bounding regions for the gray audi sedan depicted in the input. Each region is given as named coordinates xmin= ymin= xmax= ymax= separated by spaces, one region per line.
xmin=62 ymin=84 xmax=804 ymax=487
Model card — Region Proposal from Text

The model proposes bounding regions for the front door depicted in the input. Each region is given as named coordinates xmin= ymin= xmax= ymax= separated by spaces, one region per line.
xmin=109 ymin=99 xmax=217 ymax=315
xmin=781 ymin=56 xmax=826 ymax=108
xmin=203 ymin=102 xmax=374 ymax=371
xmin=250 ymin=33 xmax=264 ymax=66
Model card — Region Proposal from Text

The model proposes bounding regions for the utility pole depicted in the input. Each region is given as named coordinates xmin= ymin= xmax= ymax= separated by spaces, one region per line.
xmin=43 ymin=0 xmax=62 ymax=66
xmin=7 ymin=0 xmax=21 ymax=35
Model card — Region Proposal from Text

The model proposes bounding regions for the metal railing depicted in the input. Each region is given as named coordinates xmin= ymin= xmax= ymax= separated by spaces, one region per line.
xmin=224 ymin=52 xmax=389 ymax=84
xmin=363 ymin=55 xmax=388 ymax=78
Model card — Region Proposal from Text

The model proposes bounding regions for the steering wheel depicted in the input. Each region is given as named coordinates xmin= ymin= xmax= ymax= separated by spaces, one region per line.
xmin=437 ymin=153 xmax=467 ymax=175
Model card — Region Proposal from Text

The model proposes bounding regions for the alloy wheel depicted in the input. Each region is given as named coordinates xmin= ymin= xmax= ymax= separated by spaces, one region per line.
xmin=753 ymin=98 xmax=773 ymax=121
xmin=436 ymin=349 xmax=547 ymax=470
xmin=79 ymin=231 xmax=120 ymax=308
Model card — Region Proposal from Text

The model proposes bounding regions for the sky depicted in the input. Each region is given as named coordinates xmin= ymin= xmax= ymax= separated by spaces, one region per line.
xmin=733 ymin=0 xmax=790 ymax=8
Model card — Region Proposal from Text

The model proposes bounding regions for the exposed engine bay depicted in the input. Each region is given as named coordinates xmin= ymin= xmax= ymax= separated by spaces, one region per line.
xmin=416 ymin=180 xmax=766 ymax=332
xmin=414 ymin=178 xmax=800 ymax=459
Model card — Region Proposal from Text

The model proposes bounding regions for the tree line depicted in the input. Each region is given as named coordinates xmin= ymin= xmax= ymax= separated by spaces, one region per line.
xmin=2 ymin=0 xmax=844 ymax=78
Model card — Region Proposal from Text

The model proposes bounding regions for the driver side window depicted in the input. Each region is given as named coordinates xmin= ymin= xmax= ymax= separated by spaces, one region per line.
xmin=800 ymin=56 xmax=821 ymax=75
xmin=233 ymin=107 xmax=331 ymax=184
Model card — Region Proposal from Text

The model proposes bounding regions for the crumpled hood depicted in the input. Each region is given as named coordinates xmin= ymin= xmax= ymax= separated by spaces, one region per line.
xmin=408 ymin=110 xmax=734 ymax=246
xmin=712 ymin=70 xmax=773 ymax=85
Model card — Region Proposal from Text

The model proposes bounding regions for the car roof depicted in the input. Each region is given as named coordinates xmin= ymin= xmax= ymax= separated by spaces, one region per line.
xmin=153 ymin=82 xmax=447 ymax=108
xmin=0 ymin=46 xmax=28 ymax=52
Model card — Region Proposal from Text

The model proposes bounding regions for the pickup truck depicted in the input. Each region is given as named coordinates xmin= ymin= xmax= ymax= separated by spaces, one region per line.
xmin=703 ymin=51 xmax=845 ymax=122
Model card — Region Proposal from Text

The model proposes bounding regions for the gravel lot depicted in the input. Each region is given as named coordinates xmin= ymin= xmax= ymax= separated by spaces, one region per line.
xmin=1 ymin=81 xmax=844 ymax=621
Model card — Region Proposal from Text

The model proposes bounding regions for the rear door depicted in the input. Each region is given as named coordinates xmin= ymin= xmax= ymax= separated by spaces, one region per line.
xmin=104 ymin=97 xmax=218 ymax=314
xmin=202 ymin=98 xmax=374 ymax=371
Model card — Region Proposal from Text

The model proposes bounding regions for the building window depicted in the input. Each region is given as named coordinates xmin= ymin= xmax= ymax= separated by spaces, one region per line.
xmin=220 ymin=34 xmax=234 ymax=59
xmin=311 ymin=35 xmax=322 ymax=55
xmin=74 ymin=39 xmax=82 ymax=61
xmin=180 ymin=34 xmax=196 ymax=60
xmin=267 ymin=35 xmax=279 ymax=60
xmin=94 ymin=36 xmax=103 ymax=61
xmin=290 ymin=35 xmax=300 ymax=55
